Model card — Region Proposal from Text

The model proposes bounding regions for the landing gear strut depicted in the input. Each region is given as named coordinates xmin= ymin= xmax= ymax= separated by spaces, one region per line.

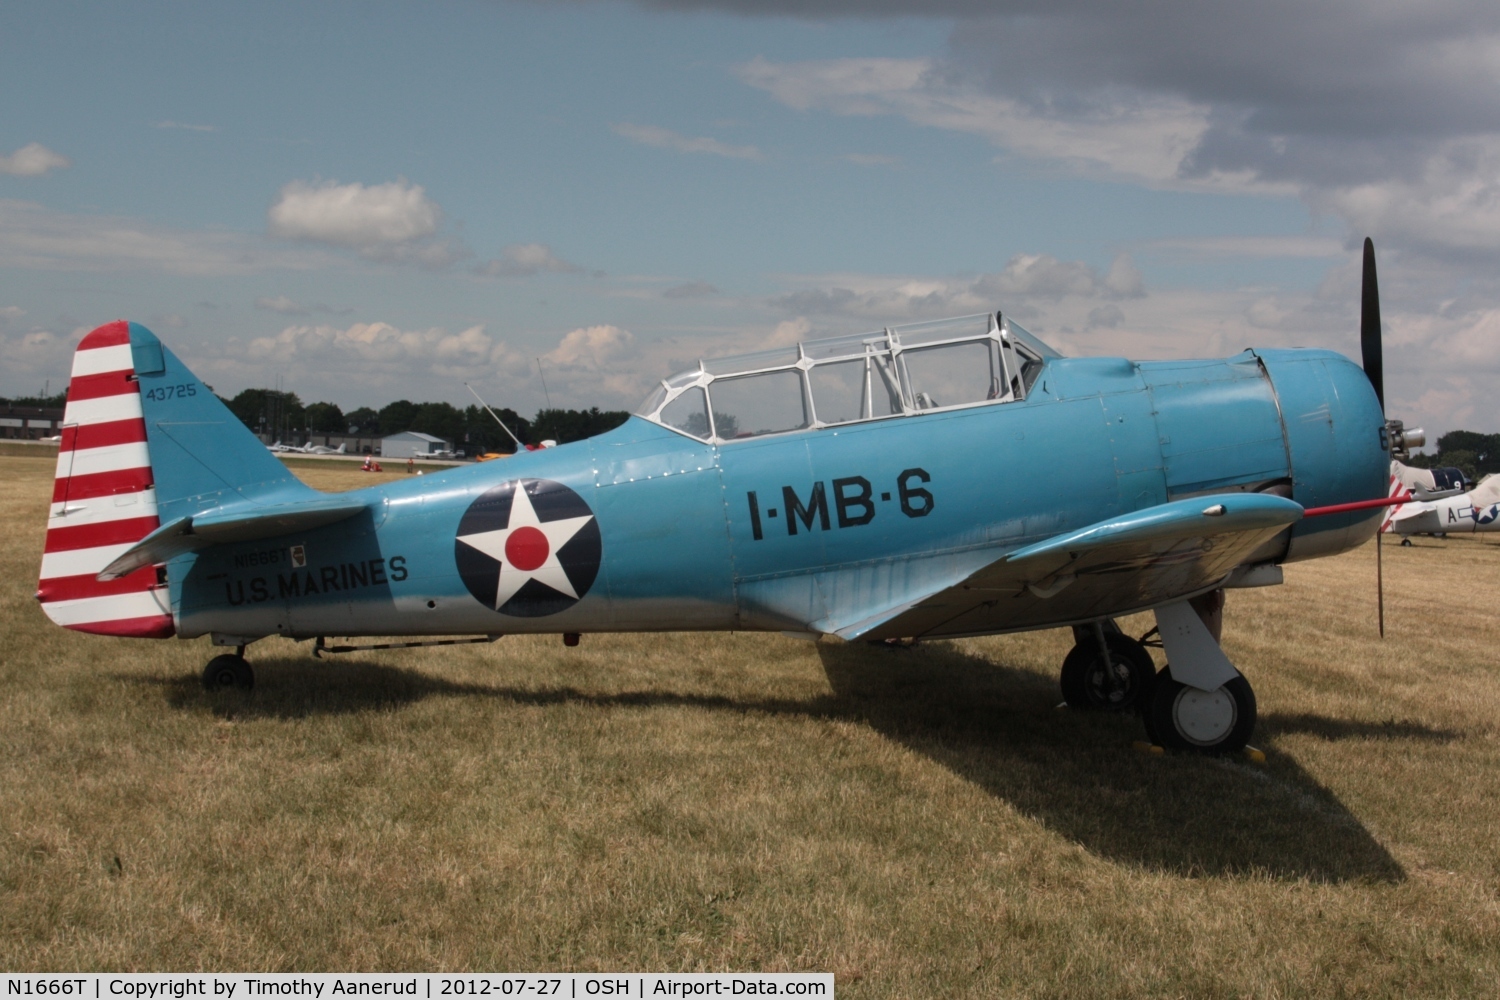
xmin=202 ymin=645 xmax=254 ymax=692
xmin=1059 ymin=620 xmax=1155 ymax=712
xmin=1141 ymin=591 xmax=1258 ymax=755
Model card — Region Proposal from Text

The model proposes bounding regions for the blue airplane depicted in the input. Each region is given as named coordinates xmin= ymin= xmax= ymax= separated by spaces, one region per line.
xmin=37 ymin=242 xmax=1410 ymax=755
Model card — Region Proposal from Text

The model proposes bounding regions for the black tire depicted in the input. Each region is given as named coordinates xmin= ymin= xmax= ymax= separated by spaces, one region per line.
xmin=1145 ymin=669 xmax=1255 ymax=754
xmin=1400 ymin=538 xmax=1413 ymax=547
xmin=202 ymin=654 xmax=254 ymax=692
xmin=1059 ymin=632 xmax=1156 ymax=712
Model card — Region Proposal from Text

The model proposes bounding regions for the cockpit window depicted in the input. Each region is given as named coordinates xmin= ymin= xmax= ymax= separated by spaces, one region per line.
xmin=901 ymin=340 xmax=1000 ymax=410
xmin=810 ymin=355 xmax=904 ymax=424
xmin=635 ymin=383 xmax=669 ymax=417
xmin=635 ymin=311 xmax=1058 ymax=442
xmin=659 ymin=386 xmax=712 ymax=440
xmin=708 ymin=370 xmax=809 ymax=439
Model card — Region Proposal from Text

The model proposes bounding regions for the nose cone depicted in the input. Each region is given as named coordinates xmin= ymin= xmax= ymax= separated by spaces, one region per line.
xmin=1258 ymin=349 xmax=1388 ymax=562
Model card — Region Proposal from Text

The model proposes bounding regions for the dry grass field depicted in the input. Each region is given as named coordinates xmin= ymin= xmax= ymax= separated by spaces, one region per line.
xmin=3 ymin=452 xmax=1498 ymax=995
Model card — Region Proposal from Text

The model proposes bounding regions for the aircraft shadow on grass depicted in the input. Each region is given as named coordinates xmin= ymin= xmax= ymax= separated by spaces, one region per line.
xmin=130 ymin=642 xmax=1423 ymax=883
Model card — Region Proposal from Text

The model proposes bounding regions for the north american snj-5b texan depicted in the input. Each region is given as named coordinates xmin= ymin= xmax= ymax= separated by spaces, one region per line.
xmin=37 ymin=241 xmax=1416 ymax=756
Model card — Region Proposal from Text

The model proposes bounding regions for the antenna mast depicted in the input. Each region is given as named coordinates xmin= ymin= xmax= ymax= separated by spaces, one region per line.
xmin=463 ymin=383 xmax=525 ymax=452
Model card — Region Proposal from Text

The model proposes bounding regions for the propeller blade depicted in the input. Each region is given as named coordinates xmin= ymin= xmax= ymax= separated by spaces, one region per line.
xmin=1377 ymin=526 xmax=1385 ymax=638
xmin=1361 ymin=237 xmax=1384 ymax=413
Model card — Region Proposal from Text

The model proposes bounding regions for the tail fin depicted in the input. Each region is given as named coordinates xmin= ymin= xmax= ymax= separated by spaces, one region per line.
xmin=1469 ymin=473 xmax=1500 ymax=506
xmin=38 ymin=321 xmax=173 ymax=637
xmin=38 ymin=321 xmax=325 ymax=638
xmin=122 ymin=323 xmax=309 ymax=522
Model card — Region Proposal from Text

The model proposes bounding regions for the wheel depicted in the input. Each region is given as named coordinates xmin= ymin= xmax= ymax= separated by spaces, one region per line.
xmin=1400 ymin=538 xmax=1412 ymax=547
xmin=1059 ymin=632 xmax=1155 ymax=712
xmin=1145 ymin=669 xmax=1255 ymax=754
xmin=202 ymin=654 xmax=254 ymax=692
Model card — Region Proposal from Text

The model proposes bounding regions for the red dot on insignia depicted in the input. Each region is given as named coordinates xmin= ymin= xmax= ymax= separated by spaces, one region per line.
xmin=505 ymin=526 xmax=550 ymax=571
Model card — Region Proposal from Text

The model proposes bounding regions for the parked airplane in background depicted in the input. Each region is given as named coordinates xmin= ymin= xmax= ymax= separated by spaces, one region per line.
xmin=36 ymin=241 xmax=1410 ymax=756
xmin=266 ymin=441 xmax=348 ymax=456
xmin=1385 ymin=473 xmax=1500 ymax=544
xmin=1388 ymin=458 xmax=1469 ymax=501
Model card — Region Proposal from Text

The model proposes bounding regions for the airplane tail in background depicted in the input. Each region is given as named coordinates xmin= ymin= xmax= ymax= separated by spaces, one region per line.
xmin=38 ymin=322 xmax=173 ymax=637
xmin=1468 ymin=473 xmax=1500 ymax=507
xmin=1380 ymin=465 xmax=1407 ymax=532
xmin=38 ymin=321 xmax=330 ymax=638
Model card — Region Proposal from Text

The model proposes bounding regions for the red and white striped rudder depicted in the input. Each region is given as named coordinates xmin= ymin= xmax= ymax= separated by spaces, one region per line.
xmin=36 ymin=320 xmax=174 ymax=638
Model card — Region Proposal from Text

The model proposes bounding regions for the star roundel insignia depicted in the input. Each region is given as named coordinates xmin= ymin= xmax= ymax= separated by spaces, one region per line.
xmin=454 ymin=479 xmax=602 ymax=617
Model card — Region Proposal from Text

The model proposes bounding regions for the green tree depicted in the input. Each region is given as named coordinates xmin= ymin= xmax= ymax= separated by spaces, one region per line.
xmin=1436 ymin=431 xmax=1500 ymax=476
xmin=345 ymin=407 xmax=380 ymax=435
xmin=305 ymin=401 xmax=345 ymax=433
xmin=226 ymin=389 xmax=305 ymax=440
xmin=410 ymin=401 xmax=466 ymax=445
xmin=1 ymin=391 xmax=68 ymax=408
xmin=531 ymin=407 xmax=630 ymax=444
xmin=377 ymin=400 xmax=418 ymax=436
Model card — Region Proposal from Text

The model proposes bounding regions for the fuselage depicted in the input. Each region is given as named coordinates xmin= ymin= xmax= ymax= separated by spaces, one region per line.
xmin=172 ymin=347 xmax=1386 ymax=641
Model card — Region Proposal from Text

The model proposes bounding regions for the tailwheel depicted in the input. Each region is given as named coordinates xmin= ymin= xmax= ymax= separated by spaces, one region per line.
xmin=202 ymin=653 xmax=254 ymax=692
xmin=1059 ymin=631 xmax=1155 ymax=712
xmin=1145 ymin=668 xmax=1255 ymax=754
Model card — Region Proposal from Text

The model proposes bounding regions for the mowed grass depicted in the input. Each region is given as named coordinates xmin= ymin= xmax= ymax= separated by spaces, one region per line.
xmin=3 ymin=454 xmax=1499 ymax=994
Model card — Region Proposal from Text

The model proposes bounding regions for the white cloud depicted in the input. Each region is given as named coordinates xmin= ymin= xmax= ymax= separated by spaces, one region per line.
xmin=0 ymin=199 xmax=339 ymax=276
xmin=663 ymin=280 xmax=720 ymax=299
xmin=0 ymin=326 xmax=82 ymax=395
xmin=253 ymin=295 xmax=349 ymax=316
xmin=475 ymin=243 xmax=583 ymax=277
xmin=1317 ymin=141 xmax=1500 ymax=260
xmin=611 ymin=123 xmax=763 ymax=160
xmin=0 ymin=143 xmax=70 ymax=177
xmin=545 ymin=324 xmax=635 ymax=368
xmin=1142 ymin=235 xmax=1346 ymax=260
xmin=1086 ymin=304 xmax=1126 ymax=329
xmin=255 ymin=296 xmax=308 ymax=315
xmin=736 ymin=57 xmax=1223 ymax=190
xmin=724 ymin=13 xmax=1500 ymax=262
xmin=267 ymin=179 xmax=462 ymax=265
xmin=772 ymin=252 xmax=1144 ymax=320
xmin=0 ymin=306 xmax=25 ymax=323
xmin=243 ymin=321 xmax=531 ymax=382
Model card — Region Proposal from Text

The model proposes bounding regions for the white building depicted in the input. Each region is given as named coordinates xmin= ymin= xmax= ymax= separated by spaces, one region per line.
xmin=380 ymin=430 xmax=451 ymax=459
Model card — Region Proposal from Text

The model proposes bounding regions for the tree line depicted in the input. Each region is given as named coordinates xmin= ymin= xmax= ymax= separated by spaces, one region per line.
xmin=218 ymin=388 xmax=630 ymax=452
xmin=0 ymin=387 xmax=632 ymax=451
xmin=1405 ymin=430 xmax=1500 ymax=481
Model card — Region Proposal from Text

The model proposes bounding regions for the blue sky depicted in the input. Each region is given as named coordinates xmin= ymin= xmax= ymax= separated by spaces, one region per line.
xmin=3 ymin=0 xmax=1497 ymax=437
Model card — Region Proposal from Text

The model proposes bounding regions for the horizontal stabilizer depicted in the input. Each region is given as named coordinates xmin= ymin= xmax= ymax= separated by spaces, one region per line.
xmin=99 ymin=496 xmax=368 ymax=580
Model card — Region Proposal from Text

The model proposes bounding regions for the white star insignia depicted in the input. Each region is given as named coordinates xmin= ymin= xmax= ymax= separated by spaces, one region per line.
xmin=456 ymin=484 xmax=595 ymax=610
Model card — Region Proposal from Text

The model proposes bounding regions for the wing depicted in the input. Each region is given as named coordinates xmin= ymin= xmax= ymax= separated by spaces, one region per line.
xmin=820 ymin=493 xmax=1302 ymax=641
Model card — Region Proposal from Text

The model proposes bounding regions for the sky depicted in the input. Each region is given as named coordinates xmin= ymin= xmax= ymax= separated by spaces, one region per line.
xmin=2 ymin=0 xmax=1497 ymax=439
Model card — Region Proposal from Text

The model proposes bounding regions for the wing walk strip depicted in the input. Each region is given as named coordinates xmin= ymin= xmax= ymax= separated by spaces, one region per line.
xmin=37 ymin=320 xmax=174 ymax=638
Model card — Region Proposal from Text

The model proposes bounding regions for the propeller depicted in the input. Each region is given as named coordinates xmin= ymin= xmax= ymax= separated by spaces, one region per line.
xmin=1358 ymin=239 xmax=1390 ymax=636
xmin=1362 ymin=236 xmax=1384 ymax=413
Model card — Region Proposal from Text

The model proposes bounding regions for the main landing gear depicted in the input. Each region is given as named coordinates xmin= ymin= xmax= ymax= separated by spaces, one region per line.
xmin=1059 ymin=621 xmax=1155 ymax=712
xmin=1062 ymin=589 xmax=1258 ymax=755
xmin=202 ymin=645 xmax=254 ymax=692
